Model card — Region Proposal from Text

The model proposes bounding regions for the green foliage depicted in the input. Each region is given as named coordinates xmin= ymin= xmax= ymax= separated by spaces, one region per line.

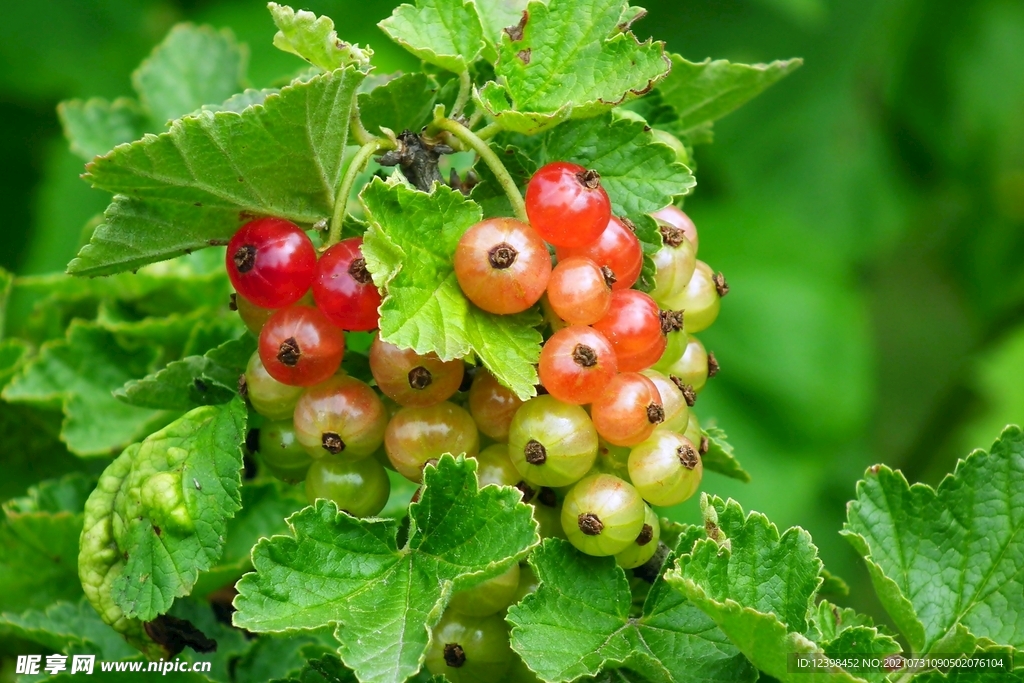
xmin=270 ymin=3 xmax=373 ymax=71
xmin=379 ymin=0 xmax=485 ymax=73
xmin=700 ymin=427 xmax=751 ymax=482
xmin=234 ymin=455 xmax=538 ymax=683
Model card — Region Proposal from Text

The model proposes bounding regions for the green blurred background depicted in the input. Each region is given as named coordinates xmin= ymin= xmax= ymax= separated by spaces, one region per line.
xmin=1 ymin=0 xmax=1022 ymax=623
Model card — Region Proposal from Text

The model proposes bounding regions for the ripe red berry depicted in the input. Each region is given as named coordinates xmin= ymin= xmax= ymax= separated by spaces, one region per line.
xmin=312 ymin=237 xmax=381 ymax=331
xmin=525 ymin=162 xmax=611 ymax=248
xmin=538 ymin=326 xmax=618 ymax=405
xmin=591 ymin=290 xmax=667 ymax=372
xmin=555 ymin=216 xmax=642 ymax=290
xmin=546 ymin=257 xmax=613 ymax=325
xmin=226 ymin=217 xmax=317 ymax=309
xmin=467 ymin=370 xmax=524 ymax=441
xmin=454 ymin=218 xmax=551 ymax=315
xmin=591 ymin=372 xmax=665 ymax=447
xmin=258 ymin=305 xmax=345 ymax=387
xmin=369 ymin=335 xmax=464 ymax=407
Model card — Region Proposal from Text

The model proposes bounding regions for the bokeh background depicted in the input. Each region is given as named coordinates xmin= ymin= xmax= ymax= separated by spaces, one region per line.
xmin=1 ymin=0 xmax=1022 ymax=625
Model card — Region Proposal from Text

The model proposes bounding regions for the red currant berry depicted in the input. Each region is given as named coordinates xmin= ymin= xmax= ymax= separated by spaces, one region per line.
xmin=467 ymin=370 xmax=524 ymax=441
xmin=615 ymin=504 xmax=660 ymax=569
xmin=293 ymin=375 xmax=388 ymax=459
xmin=243 ymin=351 xmax=303 ymax=420
xmin=305 ymin=456 xmax=390 ymax=517
xmin=591 ymin=372 xmax=664 ymax=447
xmin=661 ymin=261 xmax=725 ymax=333
xmin=312 ymin=237 xmax=381 ymax=331
xmin=649 ymin=230 xmax=696 ymax=308
xmin=539 ymin=293 xmax=569 ymax=333
xmin=555 ymin=216 xmax=642 ymax=290
xmin=545 ymin=257 xmax=613 ymax=325
xmin=226 ymin=217 xmax=316 ymax=309
xmin=652 ymin=205 xmax=699 ymax=252
xmin=454 ymin=218 xmax=551 ymax=315
xmin=538 ymin=326 xmax=617 ymax=405
xmin=369 ymin=335 xmax=464 ymax=407
xmin=385 ymin=402 xmax=480 ymax=482
xmin=591 ymin=290 xmax=666 ymax=372
xmin=257 ymin=420 xmax=312 ymax=484
xmin=233 ymin=293 xmax=275 ymax=336
xmin=508 ymin=395 xmax=598 ymax=487
xmin=561 ymin=474 xmax=645 ymax=556
xmin=627 ymin=431 xmax=703 ymax=506
xmin=525 ymin=162 xmax=611 ymax=248
xmin=258 ymin=305 xmax=344 ymax=387
xmin=642 ymin=369 xmax=690 ymax=433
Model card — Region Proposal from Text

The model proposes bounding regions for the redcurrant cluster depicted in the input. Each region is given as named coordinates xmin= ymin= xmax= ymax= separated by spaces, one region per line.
xmin=452 ymin=162 xmax=726 ymax=568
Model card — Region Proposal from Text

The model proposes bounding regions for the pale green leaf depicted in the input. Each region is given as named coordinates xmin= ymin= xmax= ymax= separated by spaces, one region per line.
xmin=656 ymin=55 xmax=802 ymax=138
xmin=478 ymin=0 xmax=670 ymax=133
xmin=57 ymin=98 xmax=148 ymax=160
xmin=664 ymin=495 xmax=862 ymax=683
xmin=360 ymin=178 xmax=542 ymax=400
xmin=842 ymin=425 xmax=1024 ymax=655
xmin=700 ymin=427 xmax=751 ymax=483
xmin=233 ymin=455 xmax=538 ymax=683
xmin=203 ymin=88 xmax=278 ymax=114
xmin=115 ymin=335 xmax=255 ymax=411
xmin=474 ymin=0 xmax=530 ymax=51
xmin=358 ymin=72 xmax=437 ymax=135
xmin=68 ymin=68 xmax=365 ymax=276
xmin=507 ymin=538 xmax=756 ymax=683
xmin=269 ymin=3 xmax=372 ymax=71
xmin=378 ymin=0 xmax=486 ymax=73
xmin=1 ymin=323 xmax=174 ymax=457
xmin=133 ymin=24 xmax=247 ymax=124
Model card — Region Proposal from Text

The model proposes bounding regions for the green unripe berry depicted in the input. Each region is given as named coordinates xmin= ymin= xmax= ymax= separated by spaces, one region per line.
xmin=508 ymin=396 xmax=598 ymax=487
xmin=449 ymin=563 xmax=520 ymax=617
xmin=424 ymin=610 xmax=513 ymax=683
xmin=258 ymin=420 xmax=312 ymax=484
xmin=561 ymin=474 xmax=645 ymax=556
xmin=305 ymin=456 xmax=390 ymax=517
xmin=627 ymin=431 xmax=703 ymax=507
xmin=615 ymin=504 xmax=660 ymax=569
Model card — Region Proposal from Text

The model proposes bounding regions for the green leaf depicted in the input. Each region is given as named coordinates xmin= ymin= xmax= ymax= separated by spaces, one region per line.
xmin=0 ymin=402 xmax=92 ymax=503
xmin=700 ymin=427 xmax=751 ymax=483
xmin=235 ymin=631 xmax=340 ymax=683
xmin=234 ymin=455 xmax=539 ymax=683
xmin=474 ymin=0 xmax=530 ymax=52
xmin=665 ymin=495 xmax=858 ymax=683
xmin=378 ymin=0 xmax=486 ymax=73
xmin=78 ymin=400 xmax=246 ymax=657
xmin=0 ymin=501 xmax=84 ymax=613
xmin=631 ymin=214 xmax=662 ymax=292
xmin=270 ymin=654 xmax=359 ymax=683
xmin=537 ymin=114 xmax=694 ymax=219
xmin=0 ymin=597 xmax=137 ymax=659
xmin=360 ymin=178 xmax=543 ymax=400
xmin=269 ymin=3 xmax=373 ymax=71
xmin=477 ymin=0 xmax=671 ymax=134
xmin=507 ymin=538 xmax=756 ymax=683
xmin=115 ymin=335 xmax=254 ymax=411
xmin=0 ymin=267 xmax=12 ymax=339
xmin=0 ymin=339 xmax=27 ymax=387
xmin=133 ymin=24 xmax=247 ymax=125
xmin=842 ymin=424 xmax=1024 ymax=655
xmin=203 ymin=87 xmax=279 ymax=114
xmin=57 ymin=98 xmax=148 ymax=161
xmin=2 ymin=323 xmax=174 ymax=457
xmin=68 ymin=67 xmax=365 ymax=277
xmin=358 ymin=73 xmax=438 ymax=135
xmin=655 ymin=55 xmax=803 ymax=139
xmin=5 ymin=472 xmax=94 ymax=514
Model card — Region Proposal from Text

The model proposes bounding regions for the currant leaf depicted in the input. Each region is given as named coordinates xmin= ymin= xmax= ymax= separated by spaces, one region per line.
xmin=360 ymin=178 xmax=543 ymax=400
xmin=665 ymin=495 xmax=895 ymax=683
xmin=476 ymin=0 xmax=670 ymax=134
xmin=78 ymin=399 xmax=246 ymax=657
xmin=0 ymin=597 xmax=138 ymax=660
xmin=358 ymin=72 xmax=438 ymax=136
xmin=57 ymin=98 xmax=148 ymax=161
xmin=234 ymin=630 xmax=342 ymax=683
xmin=474 ymin=0 xmax=529 ymax=56
xmin=842 ymin=425 xmax=1024 ymax=656
xmin=68 ymin=67 xmax=365 ymax=277
xmin=133 ymin=24 xmax=247 ymax=125
xmin=378 ymin=0 xmax=486 ymax=73
xmin=654 ymin=55 xmax=802 ymax=141
xmin=1 ymin=323 xmax=174 ymax=457
xmin=269 ymin=3 xmax=373 ymax=71
xmin=507 ymin=537 xmax=756 ymax=683
xmin=115 ymin=335 xmax=255 ymax=411
xmin=537 ymin=113 xmax=694 ymax=220
xmin=233 ymin=455 xmax=538 ymax=683
xmin=0 ymin=267 xmax=12 ymax=339
xmin=700 ymin=427 xmax=751 ymax=483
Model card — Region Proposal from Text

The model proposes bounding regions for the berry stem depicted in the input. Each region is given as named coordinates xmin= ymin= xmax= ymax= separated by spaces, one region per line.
xmin=451 ymin=70 xmax=473 ymax=118
xmin=475 ymin=121 xmax=502 ymax=141
xmin=349 ymin=108 xmax=375 ymax=147
xmin=433 ymin=116 xmax=527 ymax=222
xmin=328 ymin=138 xmax=394 ymax=246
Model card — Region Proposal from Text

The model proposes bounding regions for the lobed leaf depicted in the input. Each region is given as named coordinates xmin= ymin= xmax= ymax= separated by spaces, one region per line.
xmin=358 ymin=72 xmax=438 ymax=136
xmin=842 ymin=425 xmax=1024 ymax=656
xmin=1 ymin=323 xmax=174 ymax=457
xmin=664 ymin=495 xmax=896 ymax=682
xmin=233 ymin=455 xmax=538 ymax=683
xmin=57 ymin=98 xmax=148 ymax=161
xmin=508 ymin=538 xmax=756 ymax=683
xmin=68 ymin=67 xmax=365 ymax=276
xmin=0 ymin=500 xmax=84 ymax=613
xmin=78 ymin=400 xmax=246 ymax=657
xmin=0 ymin=597 xmax=137 ymax=660
xmin=360 ymin=178 xmax=543 ymax=400
xmin=700 ymin=427 xmax=751 ymax=483
xmin=132 ymin=23 xmax=247 ymax=125
xmin=269 ymin=3 xmax=373 ymax=71
xmin=477 ymin=0 xmax=671 ymax=134
xmin=115 ymin=335 xmax=255 ymax=411
xmin=378 ymin=0 xmax=486 ymax=73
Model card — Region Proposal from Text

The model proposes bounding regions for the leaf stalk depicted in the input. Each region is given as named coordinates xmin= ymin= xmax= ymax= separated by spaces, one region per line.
xmin=328 ymin=138 xmax=393 ymax=246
